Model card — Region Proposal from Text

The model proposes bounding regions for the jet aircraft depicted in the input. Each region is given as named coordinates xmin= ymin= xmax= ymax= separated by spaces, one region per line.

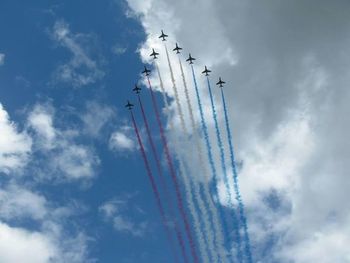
xmin=142 ymin=66 xmax=151 ymax=76
xmin=125 ymin=100 xmax=134 ymax=110
xmin=173 ymin=43 xmax=182 ymax=54
xmin=150 ymin=48 xmax=159 ymax=59
xmin=133 ymin=84 xmax=141 ymax=94
xmin=186 ymin=54 xmax=196 ymax=64
xmin=216 ymin=77 xmax=226 ymax=87
xmin=202 ymin=66 xmax=211 ymax=76
xmin=159 ymin=30 xmax=168 ymax=41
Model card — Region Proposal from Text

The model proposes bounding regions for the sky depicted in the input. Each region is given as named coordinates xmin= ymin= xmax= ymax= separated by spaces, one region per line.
xmin=1 ymin=1 xmax=350 ymax=263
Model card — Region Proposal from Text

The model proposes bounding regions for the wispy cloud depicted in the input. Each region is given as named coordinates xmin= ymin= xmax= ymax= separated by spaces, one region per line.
xmin=27 ymin=103 xmax=100 ymax=181
xmin=99 ymin=197 xmax=149 ymax=237
xmin=0 ymin=103 xmax=32 ymax=174
xmin=0 ymin=53 xmax=5 ymax=66
xmin=109 ymin=126 xmax=136 ymax=152
xmin=111 ymin=44 xmax=127 ymax=55
xmin=81 ymin=102 xmax=115 ymax=138
xmin=51 ymin=20 xmax=104 ymax=88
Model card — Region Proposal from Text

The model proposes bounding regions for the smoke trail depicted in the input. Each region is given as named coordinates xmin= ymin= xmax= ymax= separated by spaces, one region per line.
xmin=130 ymin=110 xmax=180 ymax=263
xmin=190 ymin=64 xmax=234 ymax=263
xmin=146 ymin=76 xmax=200 ymax=263
xmin=162 ymin=47 xmax=214 ymax=262
xmin=154 ymin=61 xmax=210 ymax=263
xmin=220 ymin=88 xmax=253 ymax=263
xmin=206 ymin=77 xmax=242 ymax=262
xmin=178 ymin=56 xmax=226 ymax=263
xmin=137 ymin=95 xmax=189 ymax=263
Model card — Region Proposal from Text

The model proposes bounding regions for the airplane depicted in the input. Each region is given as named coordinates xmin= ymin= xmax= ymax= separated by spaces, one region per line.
xmin=142 ymin=66 xmax=151 ymax=76
xmin=159 ymin=30 xmax=168 ymax=41
xmin=150 ymin=48 xmax=159 ymax=59
xmin=173 ymin=43 xmax=182 ymax=54
xmin=202 ymin=66 xmax=211 ymax=76
xmin=216 ymin=77 xmax=226 ymax=87
xmin=133 ymin=84 xmax=141 ymax=94
xmin=125 ymin=100 xmax=134 ymax=110
xmin=186 ymin=53 xmax=196 ymax=64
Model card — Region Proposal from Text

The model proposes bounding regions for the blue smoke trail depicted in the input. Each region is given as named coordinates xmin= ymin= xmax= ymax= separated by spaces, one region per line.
xmin=220 ymin=87 xmax=253 ymax=263
xmin=206 ymin=77 xmax=243 ymax=262
xmin=178 ymin=57 xmax=225 ymax=263
xmin=190 ymin=65 xmax=233 ymax=262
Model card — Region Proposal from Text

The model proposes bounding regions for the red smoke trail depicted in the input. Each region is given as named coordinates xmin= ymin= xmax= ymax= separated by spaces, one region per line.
xmin=137 ymin=95 xmax=189 ymax=263
xmin=146 ymin=76 xmax=199 ymax=263
xmin=130 ymin=110 xmax=180 ymax=263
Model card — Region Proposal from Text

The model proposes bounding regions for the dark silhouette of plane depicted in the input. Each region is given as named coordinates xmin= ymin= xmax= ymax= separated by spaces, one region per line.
xmin=142 ymin=66 xmax=151 ymax=76
xmin=202 ymin=66 xmax=211 ymax=76
xmin=216 ymin=77 xmax=226 ymax=87
xmin=125 ymin=100 xmax=134 ymax=110
xmin=186 ymin=54 xmax=196 ymax=64
xmin=159 ymin=30 xmax=168 ymax=41
xmin=150 ymin=48 xmax=159 ymax=59
xmin=173 ymin=43 xmax=182 ymax=54
xmin=133 ymin=84 xmax=141 ymax=94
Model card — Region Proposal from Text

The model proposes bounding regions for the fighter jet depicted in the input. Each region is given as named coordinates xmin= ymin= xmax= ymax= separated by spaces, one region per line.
xmin=173 ymin=43 xmax=182 ymax=54
xmin=142 ymin=66 xmax=151 ymax=76
xmin=133 ymin=84 xmax=141 ymax=94
xmin=125 ymin=100 xmax=134 ymax=110
xmin=216 ymin=77 xmax=226 ymax=87
xmin=159 ymin=30 xmax=168 ymax=41
xmin=186 ymin=54 xmax=196 ymax=64
xmin=150 ymin=48 xmax=159 ymax=59
xmin=202 ymin=66 xmax=211 ymax=76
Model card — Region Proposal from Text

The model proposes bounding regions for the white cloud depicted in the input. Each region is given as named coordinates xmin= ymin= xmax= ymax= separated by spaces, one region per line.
xmin=126 ymin=0 xmax=350 ymax=261
xmin=0 ymin=53 xmax=5 ymax=66
xmin=0 ymin=103 xmax=32 ymax=174
xmin=51 ymin=20 xmax=104 ymax=88
xmin=0 ymin=184 xmax=47 ymax=221
xmin=0 ymin=222 xmax=56 ymax=263
xmin=109 ymin=128 xmax=136 ymax=152
xmin=27 ymin=103 xmax=100 ymax=181
xmin=81 ymin=102 xmax=115 ymax=138
xmin=111 ymin=44 xmax=127 ymax=55
xmin=27 ymin=104 xmax=56 ymax=149
xmin=99 ymin=198 xmax=148 ymax=237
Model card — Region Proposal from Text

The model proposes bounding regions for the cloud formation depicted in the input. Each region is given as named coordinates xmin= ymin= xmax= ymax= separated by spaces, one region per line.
xmin=0 ymin=103 xmax=32 ymax=174
xmin=0 ymin=53 xmax=5 ymax=65
xmin=126 ymin=0 xmax=350 ymax=261
xmin=27 ymin=103 xmax=100 ymax=181
xmin=51 ymin=20 xmax=105 ymax=88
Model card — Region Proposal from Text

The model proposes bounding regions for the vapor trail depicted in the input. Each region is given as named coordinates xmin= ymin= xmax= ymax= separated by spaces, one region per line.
xmin=130 ymin=110 xmax=180 ymax=263
xmin=146 ymin=76 xmax=200 ymax=263
xmin=220 ymin=87 xmax=253 ymax=263
xmin=137 ymin=95 xmax=189 ymax=263
xmin=178 ymin=56 xmax=226 ymax=263
xmin=190 ymin=64 xmax=233 ymax=263
xmin=206 ymin=77 xmax=242 ymax=262
xmin=155 ymin=59 xmax=211 ymax=263
xmin=163 ymin=46 xmax=215 ymax=262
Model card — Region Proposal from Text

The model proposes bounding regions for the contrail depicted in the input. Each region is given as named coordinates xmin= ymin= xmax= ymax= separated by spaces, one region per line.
xmin=146 ymin=75 xmax=200 ymax=263
xmin=190 ymin=64 xmax=234 ymax=263
xmin=130 ymin=110 xmax=180 ymax=263
xmin=206 ymin=77 xmax=242 ymax=262
xmin=155 ymin=58 xmax=211 ymax=263
xmin=220 ymin=87 xmax=253 ymax=263
xmin=137 ymin=94 xmax=189 ymax=263
xmin=178 ymin=56 xmax=226 ymax=263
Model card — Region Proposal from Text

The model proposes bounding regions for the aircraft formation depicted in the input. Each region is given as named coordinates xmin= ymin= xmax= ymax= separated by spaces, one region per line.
xmin=125 ymin=30 xmax=252 ymax=263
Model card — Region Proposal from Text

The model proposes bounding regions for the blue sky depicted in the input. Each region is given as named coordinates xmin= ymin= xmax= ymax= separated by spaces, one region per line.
xmin=2 ymin=1 xmax=350 ymax=263
xmin=0 ymin=1 xmax=175 ymax=262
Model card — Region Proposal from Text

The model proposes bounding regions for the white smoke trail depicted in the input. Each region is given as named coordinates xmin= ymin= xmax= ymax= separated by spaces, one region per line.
xmin=155 ymin=61 xmax=211 ymax=263
xmin=178 ymin=56 xmax=226 ymax=263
